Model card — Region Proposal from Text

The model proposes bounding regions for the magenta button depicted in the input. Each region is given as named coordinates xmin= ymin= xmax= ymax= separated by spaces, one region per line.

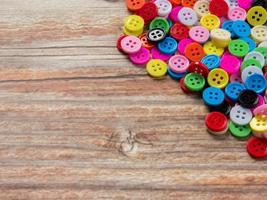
xmin=220 ymin=55 xmax=241 ymax=75
xmin=178 ymin=38 xmax=193 ymax=55
xmin=151 ymin=47 xmax=172 ymax=61
xmin=129 ymin=47 xmax=150 ymax=65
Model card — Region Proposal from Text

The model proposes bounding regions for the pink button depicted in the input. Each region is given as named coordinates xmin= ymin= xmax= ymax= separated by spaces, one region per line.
xmin=230 ymin=73 xmax=243 ymax=83
xmin=169 ymin=6 xmax=182 ymax=23
xmin=253 ymin=104 xmax=267 ymax=116
xmin=228 ymin=6 xmax=247 ymax=21
xmin=220 ymin=55 xmax=240 ymax=75
xmin=129 ymin=47 xmax=150 ymax=65
xmin=251 ymin=95 xmax=265 ymax=113
xmin=168 ymin=55 xmax=189 ymax=73
xmin=189 ymin=26 xmax=209 ymax=43
xmin=178 ymin=38 xmax=193 ymax=55
xmin=151 ymin=47 xmax=172 ymax=61
xmin=121 ymin=35 xmax=142 ymax=54
xmin=238 ymin=0 xmax=253 ymax=10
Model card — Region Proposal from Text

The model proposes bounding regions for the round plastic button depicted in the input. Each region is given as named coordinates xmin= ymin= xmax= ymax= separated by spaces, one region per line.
xmin=193 ymin=0 xmax=210 ymax=17
xmin=244 ymin=51 xmax=265 ymax=67
xmin=203 ymin=41 xmax=224 ymax=57
xmin=254 ymin=104 xmax=267 ymax=116
xmin=228 ymin=6 xmax=247 ymax=21
xmin=188 ymin=62 xmax=209 ymax=77
xmin=200 ymin=14 xmax=220 ymax=30
xmin=180 ymin=77 xmax=192 ymax=93
xmin=146 ymin=59 xmax=168 ymax=78
xmin=139 ymin=33 xmax=154 ymax=50
xmin=229 ymin=120 xmax=251 ymax=138
xmin=201 ymin=54 xmax=220 ymax=70
xmin=238 ymin=0 xmax=253 ymax=10
xmin=240 ymin=37 xmax=256 ymax=52
xmin=209 ymin=0 xmax=229 ymax=17
xmin=251 ymin=25 xmax=267 ymax=43
xmin=117 ymin=35 xmax=127 ymax=53
xmin=124 ymin=15 xmax=144 ymax=33
xmin=207 ymin=68 xmax=229 ymax=89
xmin=225 ymin=82 xmax=245 ymax=101
xmin=210 ymin=28 xmax=231 ymax=48
xmin=228 ymin=39 xmax=249 ymax=57
xmin=250 ymin=115 xmax=267 ymax=133
xmin=238 ymin=89 xmax=259 ymax=108
xmin=240 ymin=58 xmax=262 ymax=71
xmin=147 ymin=28 xmax=166 ymax=43
xmin=123 ymin=25 xmax=143 ymax=37
xmin=254 ymin=47 xmax=267 ymax=65
xmin=230 ymin=105 xmax=253 ymax=125
xmin=157 ymin=37 xmax=178 ymax=55
xmin=222 ymin=20 xmax=236 ymax=38
xmin=168 ymin=68 xmax=186 ymax=80
xmin=230 ymin=72 xmax=243 ymax=83
xmin=241 ymin=66 xmax=263 ymax=83
xmin=136 ymin=2 xmax=158 ymax=24
xmin=184 ymin=73 xmax=205 ymax=92
xmin=178 ymin=7 xmax=198 ymax=26
xmin=205 ymin=112 xmax=228 ymax=132
xmin=259 ymin=41 xmax=267 ymax=48
xmin=169 ymin=0 xmax=181 ymax=6
xmin=189 ymin=26 xmax=209 ymax=43
xmin=203 ymin=87 xmax=225 ymax=106
xmin=247 ymin=136 xmax=267 ymax=158
xmin=129 ymin=47 xmax=150 ymax=65
xmin=170 ymin=22 xmax=189 ymax=41
xmin=220 ymin=54 xmax=240 ymax=75
xmin=149 ymin=17 xmax=170 ymax=33
xmin=151 ymin=47 xmax=172 ymax=61
xmin=154 ymin=0 xmax=172 ymax=17
xmin=247 ymin=6 xmax=267 ymax=26
xmin=121 ymin=35 xmax=142 ymax=54
xmin=185 ymin=42 xmax=205 ymax=62
xmin=125 ymin=0 xmax=145 ymax=11
xmin=168 ymin=55 xmax=189 ymax=73
xmin=226 ymin=0 xmax=239 ymax=8
xmin=232 ymin=20 xmax=251 ymax=37
xmin=245 ymin=74 xmax=266 ymax=94
xmin=178 ymin=38 xmax=193 ymax=55
xmin=169 ymin=6 xmax=182 ymax=22
xmin=181 ymin=0 xmax=197 ymax=8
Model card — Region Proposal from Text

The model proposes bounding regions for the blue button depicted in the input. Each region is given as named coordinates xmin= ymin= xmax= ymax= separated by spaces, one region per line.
xmin=202 ymin=87 xmax=225 ymax=107
xmin=240 ymin=37 xmax=256 ymax=52
xmin=245 ymin=74 xmax=267 ymax=94
xmin=201 ymin=54 xmax=220 ymax=70
xmin=232 ymin=20 xmax=251 ymax=38
xmin=225 ymin=82 xmax=246 ymax=102
xmin=222 ymin=20 xmax=236 ymax=38
xmin=167 ymin=67 xmax=186 ymax=80
xmin=157 ymin=37 xmax=178 ymax=55
xmin=167 ymin=19 xmax=173 ymax=28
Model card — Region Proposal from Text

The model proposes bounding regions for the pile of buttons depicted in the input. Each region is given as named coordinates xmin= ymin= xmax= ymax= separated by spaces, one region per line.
xmin=117 ymin=0 xmax=267 ymax=159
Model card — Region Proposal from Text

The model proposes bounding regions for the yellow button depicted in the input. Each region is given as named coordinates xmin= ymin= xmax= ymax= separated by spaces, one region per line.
xmin=250 ymin=115 xmax=267 ymax=133
xmin=247 ymin=6 xmax=267 ymax=26
xmin=123 ymin=26 xmax=143 ymax=37
xmin=207 ymin=68 xmax=229 ymax=89
xmin=200 ymin=14 xmax=220 ymax=30
xmin=146 ymin=59 xmax=167 ymax=78
xmin=210 ymin=28 xmax=231 ymax=48
xmin=193 ymin=0 xmax=210 ymax=17
xmin=124 ymin=15 xmax=144 ymax=33
xmin=203 ymin=41 xmax=224 ymax=56
xmin=251 ymin=25 xmax=267 ymax=43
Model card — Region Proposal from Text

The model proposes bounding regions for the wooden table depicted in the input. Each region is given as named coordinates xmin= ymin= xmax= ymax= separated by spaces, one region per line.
xmin=0 ymin=0 xmax=266 ymax=199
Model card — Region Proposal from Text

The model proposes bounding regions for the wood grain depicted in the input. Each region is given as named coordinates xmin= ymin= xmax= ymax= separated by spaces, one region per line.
xmin=0 ymin=0 xmax=267 ymax=199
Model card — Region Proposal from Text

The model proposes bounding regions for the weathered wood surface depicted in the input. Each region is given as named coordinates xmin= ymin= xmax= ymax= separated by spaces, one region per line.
xmin=0 ymin=0 xmax=267 ymax=199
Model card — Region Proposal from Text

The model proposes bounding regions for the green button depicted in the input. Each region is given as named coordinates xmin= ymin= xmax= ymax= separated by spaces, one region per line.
xmin=254 ymin=47 xmax=267 ymax=65
xmin=149 ymin=17 xmax=169 ymax=33
xmin=241 ymin=58 xmax=262 ymax=71
xmin=184 ymin=73 xmax=205 ymax=92
xmin=228 ymin=39 xmax=249 ymax=57
xmin=229 ymin=120 xmax=251 ymax=139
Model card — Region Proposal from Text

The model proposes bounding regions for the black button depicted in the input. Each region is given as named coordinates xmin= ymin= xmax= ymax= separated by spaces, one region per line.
xmin=238 ymin=89 xmax=259 ymax=108
xmin=147 ymin=28 xmax=166 ymax=43
xmin=208 ymin=101 xmax=232 ymax=116
xmin=252 ymin=0 xmax=267 ymax=9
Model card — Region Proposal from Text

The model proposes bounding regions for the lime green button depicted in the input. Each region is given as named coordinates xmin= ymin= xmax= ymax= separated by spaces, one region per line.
xmin=241 ymin=58 xmax=262 ymax=71
xmin=149 ymin=17 xmax=169 ymax=33
xmin=254 ymin=47 xmax=267 ymax=65
xmin=184 ymin=73 xmax=205 ymax=92
xmin=228 ymin=39 xmax=249 ymax=57
xmin=229 ymin=120 xmax=251 ymax=139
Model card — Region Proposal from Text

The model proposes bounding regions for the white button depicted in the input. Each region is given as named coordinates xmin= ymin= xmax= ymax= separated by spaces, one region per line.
xmin=241 ymin=66 xmax=264 ymax=83
xmin=193 ymin=0 xmax=210 ymax=17
xmin=259 ymin=41 xmax=267 ymax=48
xmin=230 ymin=105 xmax=253 ymax=125
xmin=155 ymin=0 xmax=172 ymax=17
xmin=178 ymin=7 xmax=198 ymax=26
xmin=226 ymin=0 xmax=238 ymax=8
xmin=244 ymin=51 xmax=265 ymax=67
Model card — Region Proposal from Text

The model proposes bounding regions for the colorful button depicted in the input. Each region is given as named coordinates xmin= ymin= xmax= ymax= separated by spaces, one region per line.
xmin=168 ymin=68 xmax=186 ymax=80
xmin=178 ymin=7 xmax=198 ymax=26
xmin=125 ymin=0 xmax=145 ymax=11
xmin=230 ymin=105 xmax=253 ymax=125
xmin=168 ymin=55 xmax=189 ymax=73
xmin=181 ymin=0 xmax=197 ymax=8
xmin=157 ymin=36 xmax=178 ymax=55
xmin=220 ymin=54 xmax=240 ymax=75
xmin=228 ymin=39 xmax=249 ymax=57
xmin=121 ymin=35 xmax=142 ymax=54
xmin=136 ymin=2 xmax=158 ymax=24
xmin=238 ymin=89 xmax=259 ymax=109
xmin=154 ymin=0 xmax=173 ymax=17
xmin=124 ymin=15 xmax=144 ymax=33
xmin=169 ymin=0 xmax=181 ymax=6
xmin=232 ymin=20 xmax=251 ymax=37
xmin=189 ymin=26 xmax=209 ymax=43
xmin=185 ymin=42 xmax=206 ymax=62
xmin=207 ymin=68 xmax=229 ymax=89
xmin=146 ymin=59 xmax=168 ymax=78
xmin=203 ymin=41 xmax=224 ymax=57
xmin=226 ymin=0 xmax=239 ymax=8
xmin=240 ymin=37 xmax=256 ymax=52
xmin=241 ymin=66 xmax=264 ymax=83
xmin=151 ymin=47 xmax=172 ymax=61
xmin=169 ymin=6 xmax=182 ymax=22
xmin=228 ymin=6 xmax=247 ymax=21
xmin=178 ymin=38 xmax=193 ymax=55
xmin=222 ymin=20 xmax=236 ymax=38
xmin=129 ymin=47 xmax=150 ymax=65
xmin=247 ymin=136 xmax=267 ymax=158
xmin=193 ymin=0 xmax=210 ymax=17
xmin=210 ymin=28 xmax=231 ymax=48
xmin=139 ymin=33 xmax=155 ymax=50
xmin=205 ymin=111 xmax=228 ymax=132
xmin=229 ymin=120 xmax=251 ymax=138
xmin=254 ymin=47 xmax=267 ymax=65
xmin=209 ymin=0 xmax=229 ymax=17
xmin=238 ymin=0 xmax=253 ymax=10
xmin=254 ymin=104 xmax=267 ymax=116
xmin=117 ymin=35 xmax=127 ymax=53
xmin=188 ymin=61 xmax=209 ymax=77
xmin=170 ymin=22 xmax=189 ymax=41
xmin=241 ymin=58 xmax=262 ymax=71
xmin=149 ymin=17 xmax=170 ymax=33
xmin=259 ymin=41 xmax=267 ymax=48
xmin=230 ymin=72 xmax=243 ymax=83
xmin=247 ymin=6 xmax=267 ymax=26
xmin=201 ymin=54 xmax=220 ymax=70
xmin=225 ymin=82 xmax=245 ymax=101
xmin=250 ymin=115 xmax=267 ymax=133
xmin=123 ymin=25 xmax=143 ymax=37
xmin=251 ymin=94 xmax=265 ymax=113
xmin=244 ymin=51 xmax=265 ymax=67
xmin=245 ymin=74 xmax=266 ymax=94
xmin=184 ymin=73 xmax=205 ymax=92
xmin=147 ymin=28 xmax=166 ymax=43
xmin=202 ymin=87 xmax=225 ymax=106
xmin=251 ymin=25 xmax=267 ymax=43
xmin=200 ymin=14 xmax=220 ymax=30
xmin=180 ymin=77 xmax=192 ymax=93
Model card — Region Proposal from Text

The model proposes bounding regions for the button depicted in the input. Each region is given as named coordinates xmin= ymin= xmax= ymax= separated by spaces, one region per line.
xmin=117 ymin=35 xmax=127 ymax=53
xmin=184 ymin=73 xmax=206 ymax=92
xmin=251 ymin=94 xmax=265 ymax=113
xmin=230 ymin=72 xmax=243 ymax=83
xmin=250 ymin=115 xmax=267 ymax=133
xmin=147 ymin=28 xmax=166 ymax=43
xmin=188 ymin=61 xmax=209 ymax=77
xmin=181 ymin=0 xmax=197 ymax=8
xmin=240 ymin=58 xmax=262 ymax=71
xmin=169 ymin=6 xmax=182 ymax=22
xmin=238 ymin=89 xmax=259 ymax=108
xmin=121 ymin=35 xmax=142 ymax=54
xmin=193 ymin=0 xmax=210 ymax=17
xmin=201 ymin=54 xmax=220 ymax=70
xmin=222 ymin=20 xmax=236 ymax=38
xmin=177 ymin=38 xmax=193 ymax=55
xmin=189 ymin=26 xmax=210 ymax=44
xmin=180 ymin=77 xmax=193 ymax=93
xmin=169 ymin=0 xmax=181 ymax=6
xmin=228 ymin=6 xmax=247 ymax=21
xmin=203 ymin=87 xmax=225 ymax=106
xmin=254 ymin=47 xmax=267 ymax=65
xmin=209 ymin=0 xmax=229 ymax=17
xmin=220 ymin=54 xmax=240 ymax=75
xmin=154 ymin=0 xmax=172 ymax=17
xmin=139 ymin=33 xmax=155 ymax=50
xmin=240 ymin=37 xmax=256 ymax=52
xmin=210 ymin=28 xmax=231 ymax=48
xmin=253 ymin=104 xmax=267 ymax=116
xmin=232 ymin=20 xmax=251 ymax=38
xmin=203 ymin=41 xmax=224 ymax=57
xmin=208 ymin=101 xmax=232 ymax=116
xmin=229 ymin=120 xmax=251 ymax=138
xmin=185 ymin=42 xmax=206 ymax=62
xmin=225 ymin=82 xmax=246 ymax=101
xmin=226 ymin=0 xmax=239 ymax=8
xmin=200 ymin=14 xmax=220 ymax=30
xmin=168 ymin=68 xmax=186 ymax=80
xmin=252 ymin=0 xmax=267 ymax=9
xmin=151 ymin=47 xmax=172 ymax=61
xmin=168 ymin=55 xmax=189 ymax=73
xmin=241 ymin=66 xmax=263 ymax=83
xmin=123 ymin=25 xmax=143 ymax=37
xmin=237 ymin=0 xmax=253 ymax=10
xmin=228 ymin=39 xmax=249 ymax=57
xmin=170 ymin=22 xmax=189 ymax=41
xmin=244 ymin=51 xmax=265 ymax=67
xmin=125 ymin=0 xmax=145 ymax=11
xmin=146 ymin=59 xmax=168 ymax=78
xmin=251 ymin=25 xmax=267 ymax=43
xmin=205 ymin=112 xmax=228 ymax=132
xmin=157 ymin=36 xmax=178 ymax=55
xmin=259 ymin=41 xmax=267 ymax=48
xmin=149 ymin=17 xmax=170 ymax=33
xmin=124 ymin=15 xmax=144 ymax=33
xmin=245 ymin=74 xmax=266 ymax=94
xmin=136 ymin=2 xmax=157 ymax=24
xmin=129 ymin=47 xmax=150 ymax=65
xmin=247 ymin=6 xmax=267 ymax=26
xmin=247 ymin=136 xmax=267 ymax=158
xmin=207 ymin=68 xmax=229 ymax=89
xmin=178 ymin=7 xmax=198 ymax=26
xmin=230 ymin=105 xmax=253 ymax=125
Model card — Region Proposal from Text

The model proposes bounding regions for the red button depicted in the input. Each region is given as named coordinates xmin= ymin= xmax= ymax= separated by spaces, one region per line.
xmin=209 ymin=0 xmax=229 ymax=17
xmin=188 ymin=62 xmax=209 ymax=78
xmin=139 ymin=33 xmax=154 ymax=50
xmin=136 ymin=2 xmax=157 ymax=24
xmin=170 ymin=22 xmax=189 ymax=41
xmin=180 ymin=78 xmax=192 ymax=94
xmin=205 ymin=112 xmax=228 ymax=132
xmin=247 ymin=136 xmax=267 ymax=158
xmin=117 ymin=35 xmax=127 ymax=53
xmin=185 ymin=42 xmax=205 ymax=62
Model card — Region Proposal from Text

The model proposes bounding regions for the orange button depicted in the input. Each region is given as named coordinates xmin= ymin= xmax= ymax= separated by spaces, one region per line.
xmin=139 ymin=33 xmax=154 ymax=50
xmin=185 ymin=42 xmax=206 ymax=62
xmin=181 ymin=0 xmax=197 ymax=8
xmin=170 ymin=0 xmax=181 ymax=6
xmin=125 ymin=0 xmax=146 ymax=11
